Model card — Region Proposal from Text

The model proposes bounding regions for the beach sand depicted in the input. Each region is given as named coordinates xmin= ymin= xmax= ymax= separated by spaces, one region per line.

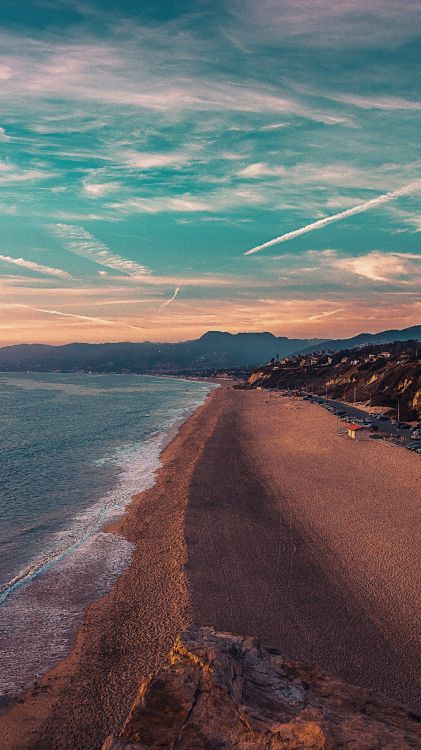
xmin=1 ymin=386 xmax=420 ymax=749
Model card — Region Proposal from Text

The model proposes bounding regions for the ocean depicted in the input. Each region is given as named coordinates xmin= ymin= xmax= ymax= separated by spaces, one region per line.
xmin=0 ymin=372 xmax=216 ymax=700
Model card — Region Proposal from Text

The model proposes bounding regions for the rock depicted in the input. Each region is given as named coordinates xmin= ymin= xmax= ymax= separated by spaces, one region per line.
xmin=103 ymin=626 xmax=421 ymax=749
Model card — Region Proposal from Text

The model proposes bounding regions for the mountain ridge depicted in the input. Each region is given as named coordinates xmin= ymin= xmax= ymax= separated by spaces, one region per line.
xmin=0 ymin=325 xmax=419 ymax=373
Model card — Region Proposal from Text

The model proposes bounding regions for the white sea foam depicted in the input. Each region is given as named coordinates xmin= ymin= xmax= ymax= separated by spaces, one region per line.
xmin=0 ymin=378 xmax=215 ymax=698
xmin=0 ymin=432 xmax=165 ymax=607
xmin=0 ymin=532 xmax=134 ymax=697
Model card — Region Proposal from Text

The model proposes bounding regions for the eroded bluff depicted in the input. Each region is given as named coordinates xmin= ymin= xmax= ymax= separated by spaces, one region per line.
xmin=103 ymin=626 xmax=420 ymax=750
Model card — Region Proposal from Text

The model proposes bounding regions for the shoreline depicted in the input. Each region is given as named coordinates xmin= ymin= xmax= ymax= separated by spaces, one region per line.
xmin=1 ymin=384 xmax=419 ymax=749
xmin=0 ymin=375 xmax=218 ymax=703
xmin=0 ymin=383 xmax=226 ymax=750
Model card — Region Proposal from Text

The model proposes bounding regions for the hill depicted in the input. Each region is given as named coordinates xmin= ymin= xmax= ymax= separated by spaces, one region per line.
xmin=297 ymin=324 xmax=421 ymax=355
xmin=245 ymin=340 xmax=421 ymax=420
xmin=0 ymin=332 xmax=323 ymax=373
xmin=0 ymin=325 xmax=419 ymax=374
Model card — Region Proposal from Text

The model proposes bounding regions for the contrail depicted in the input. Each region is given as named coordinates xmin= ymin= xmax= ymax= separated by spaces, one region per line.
xmin=19 ymin=305 xmax=144 ymax=330
xmin=308 ymin=308 xmax=343 ymax=321
xmin=160 ymin=286 xmax=180 ymax=308
xmin=245 ymin=179 xmax=421 ymax=255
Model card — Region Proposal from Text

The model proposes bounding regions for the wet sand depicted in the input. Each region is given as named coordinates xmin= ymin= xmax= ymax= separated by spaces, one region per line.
xmin=1 ymin=386 xmax=420 ymax=749
xmin=0 ymin=387 xmax=224 ymax=750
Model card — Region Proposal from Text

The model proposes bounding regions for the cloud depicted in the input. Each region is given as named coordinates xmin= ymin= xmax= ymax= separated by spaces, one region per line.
xmin=333 ymin=251 xmax=421 ymax=282
xmin=0 ymin=33 xmax=348 ymax=125
xmin=160 ymin=286 xmax=180 ymax=308
xmin=0 ymin=253 xmax=71 ymax=278
xmin=50 ymin=224 xmax=150 ymax=278
xmin=83 ymin=180 xmax=120 ymax=197
xmin=0 ymin=64 xmax=12 ymax=80
xmin=245 ymin=180 xmax=421 ymax=254
xmin=329 ymin=94 xmax=421 ymax=111
xmin=237 ymin=162 xmax=287 ymax=178
xmin=229 ymin=0 xmax=421 ymax=48
xmin=109 ymin=195 xmax=215 ymax=214
xmin=0 ymin=127 xmax=11 ymax=141
xmin=260 ymin=123 xmax=288 ymax=131
xmin=0 ymin=162 xmax=56 ymax=185
xmin=111 ymin=184 xmax=273 ymax=215
xmin=120 ymin=151 xmax=191 ymax=169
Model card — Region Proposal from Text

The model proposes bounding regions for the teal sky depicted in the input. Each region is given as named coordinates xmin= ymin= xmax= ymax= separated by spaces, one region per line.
xmin=0 ymin=0 xmax=420 ymax=344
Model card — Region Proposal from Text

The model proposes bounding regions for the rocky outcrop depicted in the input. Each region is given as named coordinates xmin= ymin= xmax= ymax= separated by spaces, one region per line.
xmin=103 ymin=626 xmax=420 ymax=749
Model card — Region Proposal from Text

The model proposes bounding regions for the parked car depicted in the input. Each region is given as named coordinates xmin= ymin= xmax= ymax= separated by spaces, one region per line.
xmin=410 ymin=429 xmax=421 ymax=440
xmin=406 ymin=442 xmax=421 ymax=451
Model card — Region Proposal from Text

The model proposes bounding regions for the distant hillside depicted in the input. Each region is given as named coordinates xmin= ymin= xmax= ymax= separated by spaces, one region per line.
xmin=0 ymin=331 xmax=323 ymax=373
xmin=297 ymin=325 xmax=421 ymax=355
xmin=245 ymin=340 xmax=421 ymax=420
xmin=0 ymin=326 xmax=419 ymax=375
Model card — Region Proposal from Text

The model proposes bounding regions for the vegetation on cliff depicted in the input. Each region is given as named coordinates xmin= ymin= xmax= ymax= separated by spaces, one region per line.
xmin=245 ymin=340 xmax=421 ymax=421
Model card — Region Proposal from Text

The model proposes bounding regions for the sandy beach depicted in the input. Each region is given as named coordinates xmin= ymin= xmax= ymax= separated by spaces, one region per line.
xmin=1 ymin=385 xmax=420 ymax=749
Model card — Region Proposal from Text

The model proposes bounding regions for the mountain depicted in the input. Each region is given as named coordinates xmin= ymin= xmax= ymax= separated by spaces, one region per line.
xmin=0 ymin=326 xmax=419 ymax=374
xmin=296 ymin=325 xmax=421 ymax=355
xmin=0 ymin=332 xmax=324 ymax=373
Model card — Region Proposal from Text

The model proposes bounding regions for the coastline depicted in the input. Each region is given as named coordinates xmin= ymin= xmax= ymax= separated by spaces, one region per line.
xmin=185 ymin=389 xmax=420 ymax=709
xmin=1 ymin=384 xmax=419 ymax=749
xmin=0 ymin=383 xmax=226 ymax=750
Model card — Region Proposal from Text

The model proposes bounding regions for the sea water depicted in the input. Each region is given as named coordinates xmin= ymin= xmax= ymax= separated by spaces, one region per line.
xmin=0 ymin=372 xmax=216 ymax=699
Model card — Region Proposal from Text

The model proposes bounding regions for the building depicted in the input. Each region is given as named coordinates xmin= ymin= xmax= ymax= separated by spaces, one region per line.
xmin=347 ymin=424 xmax=371 ymax=441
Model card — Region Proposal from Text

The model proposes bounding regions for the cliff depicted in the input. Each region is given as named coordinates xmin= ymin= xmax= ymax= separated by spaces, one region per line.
xmin=103 ymin=627 xmax=420 ymax=750
xmin=245 ymin=341 xmax=421 ymax=420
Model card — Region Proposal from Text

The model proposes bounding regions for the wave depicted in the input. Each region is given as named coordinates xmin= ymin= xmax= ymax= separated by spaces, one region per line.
xmin=0 ymin=378 xmax=215 ymax=697
xmin=0 ymin=432 xmax=164 ymax=606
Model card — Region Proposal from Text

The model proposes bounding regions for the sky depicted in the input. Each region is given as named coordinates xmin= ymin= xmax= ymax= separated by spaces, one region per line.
xmin=0 ymin=0 xmax=420 ymax=345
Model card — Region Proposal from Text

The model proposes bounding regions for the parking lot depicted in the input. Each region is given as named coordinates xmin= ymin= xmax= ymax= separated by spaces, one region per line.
xmin=302 ymin=394 xmax=421 ymax=453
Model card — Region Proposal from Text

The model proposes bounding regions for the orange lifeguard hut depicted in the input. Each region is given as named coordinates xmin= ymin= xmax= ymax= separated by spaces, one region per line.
xmin=347 ymin=424 xmax=370 ymax=441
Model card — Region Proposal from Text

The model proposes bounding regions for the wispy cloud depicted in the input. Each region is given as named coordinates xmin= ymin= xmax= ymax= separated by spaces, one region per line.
xmin=82 ymin=180 xmax=120 ymax=197
xmin=0 ymin=162 xmax=56 ymax=185
xmin=0 ymin=127 xmax=11 ymax=141
xmin=0 ymin=253 xmax=71 ymax=278
xmin=332 ymin=251 xmax=421 ymax=283
xmin=245 ymin=180 xmax=421 ymax=254
xmin=229 ymin=0 xmax=421 ymax=48
xmin=329 ymin=94 xmax=421 ymax=111
xmin=110 ymin=195 xmax=214 ymax=214
xmin=120 ymin=151 xmax=191 ymax=169
xmin=0 ymin=32 xmax=348 ymax=125
xmin=50 ymin=224 xmax=150 ymax=278
xmin=237 ymin=162 xmax=287 ymax=178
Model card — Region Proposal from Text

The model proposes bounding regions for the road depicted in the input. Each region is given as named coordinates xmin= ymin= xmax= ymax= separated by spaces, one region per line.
xmin=307 ymin=395 xmax=416 ymax=442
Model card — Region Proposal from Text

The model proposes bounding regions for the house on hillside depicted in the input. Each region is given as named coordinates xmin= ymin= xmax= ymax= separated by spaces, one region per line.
xmin=347 ymin=424 xmax=370 ymax=441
